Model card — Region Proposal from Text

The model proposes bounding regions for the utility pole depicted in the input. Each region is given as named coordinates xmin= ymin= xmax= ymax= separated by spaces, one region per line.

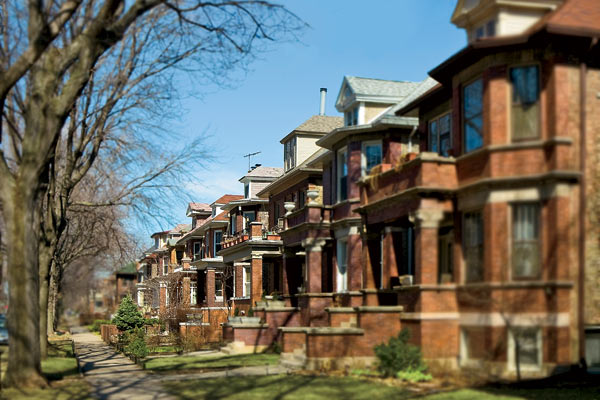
xmin=243 ymin=151 xmax=261 ymax=171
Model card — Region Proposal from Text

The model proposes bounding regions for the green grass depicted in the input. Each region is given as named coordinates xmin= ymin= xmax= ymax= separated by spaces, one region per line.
xmin=144 ymin=352 xmax=279 ymax=373
xmin=148 ymin=345 xmax=180 ymax=354
xmin=163 ymin=375 xmax=412 ymax=399
xmin=0 ymin=379 xmax=91 ymax=400
xmin=162 ymin=374 xmax=600 ymax=400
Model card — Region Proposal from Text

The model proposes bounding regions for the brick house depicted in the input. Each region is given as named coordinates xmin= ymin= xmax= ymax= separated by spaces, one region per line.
xmin=273 ymin=0 xmax=600 ymax=378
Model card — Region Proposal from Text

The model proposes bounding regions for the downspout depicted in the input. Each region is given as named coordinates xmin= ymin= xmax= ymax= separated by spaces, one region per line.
xmin=578 ymin=61 xmax=587 ymax=363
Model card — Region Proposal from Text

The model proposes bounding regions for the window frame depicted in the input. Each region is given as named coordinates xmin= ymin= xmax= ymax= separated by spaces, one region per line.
xmin=242 ymin=266 xmax=251 ymax=297
xmin=336 ymin=147 xmax=348 ymax=203
xmin=163 ymin=256 xmax=169 ymax=275
xmin=511 ymin=203 xmax=541 ymax=280
xmin=190 ymin=281 xmax=197 ymax=305
xmin=213 ymin=230 xmax=223 ymax=256
xmin=509 ymin=64 xmax=541 ymax=142
xmin=462 ymin=77 xmax=484 ymax=154
xmin=428 ymin=111 xmax=452 ymax=157
xmin=193 ymin=242 xmax=201 ymax=260
xmin=361 ymin=140 xmax=383 ymax=176
xmin=336 ymin=239 xmax=348 ymax=292
xmin=242 ymin=211 xmax=256 ymax=232
xmin=463 ymin=210 xmax=484 ymax=283
xmin=508 ymin=327 xmax=543 ymax=371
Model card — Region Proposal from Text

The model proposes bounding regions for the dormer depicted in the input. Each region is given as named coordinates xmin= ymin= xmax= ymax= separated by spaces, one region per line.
xmin=186 ymin=202 xmax=212 ymax=228
xmin=335 ymin=76 xmax=422 ymax=127
xmin=280 ymin=115 xmax=343 ymax=172
xmin=451 ymin=0 xmax=563 ymax=43
xmin=239 ymin=165 xmax=283 ymax=198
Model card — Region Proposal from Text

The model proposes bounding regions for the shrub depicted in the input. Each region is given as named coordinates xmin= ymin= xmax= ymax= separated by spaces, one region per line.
xmin=89 ymin=319 xmax=111 ymax=332
xmin=125 ymin=328 xmax=149 ymax=360
xmin=396 ymin=369 xmax=432 ymax=382
xmin=247 ymin=307 xmax=254 ymax=317
xmin=112 ymin=295 xmax=145 ymax=332
xmin=374 ymin=329 xmax=427 ymax=377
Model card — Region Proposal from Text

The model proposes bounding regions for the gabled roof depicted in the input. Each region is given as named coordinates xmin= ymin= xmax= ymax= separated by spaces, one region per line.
xmin=241 ymin=166 xmax=283 ymax=180
xmin=280 ymin=115 xmax=343 ymax=144
xmin=116 ymin=262 xmax=137 ymax=275
xmin=336 ymin=76 xmax=422 ymax=111
xmin=528 ymin=0 xmax=600 ymax=37
xmin=169 ymin=223 xmax=191 ymax=234
xmin=391 ymin=77 xmax=441 ymax=116
xmin=212 ymin=194 xmax=244 ymax=205
xmin=187 ymin=202 xmax=212 ymax=217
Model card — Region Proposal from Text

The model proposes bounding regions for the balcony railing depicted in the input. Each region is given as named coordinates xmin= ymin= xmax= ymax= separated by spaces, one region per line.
xmin=221 ymin=227 xmax=281 ymax=249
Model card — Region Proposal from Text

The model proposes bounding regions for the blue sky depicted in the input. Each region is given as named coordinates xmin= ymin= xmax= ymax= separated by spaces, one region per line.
xmin=154 ymin=0 xmax=466 ymax=237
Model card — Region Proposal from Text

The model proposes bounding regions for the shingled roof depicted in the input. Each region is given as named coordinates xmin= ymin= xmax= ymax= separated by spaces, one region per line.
xmin=188 ymin=202 xmax=211 ymax=212
xmin=243 ymin=166 xmax=284 ymax=179
xmin=345 ymin=76 xmax=422 ymax=99
xmin=213 ymin=194 xmax=244 ymax=204
xmin=294 ymin=115 xmax=344 ymax=133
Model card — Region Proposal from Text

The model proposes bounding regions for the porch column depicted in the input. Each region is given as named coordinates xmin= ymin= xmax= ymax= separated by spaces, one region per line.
xmin=182 ymin=277 xmax=191 ymax=307
xmin=206 ymin=268 xmax=216 ymax=307
xmin=411 ymin=209 xmax=444 ymax=285
xmin=182 ymin=256 xmax=191 ymax=271
xmin=302 ymin=238 xmax=326 ymax=293
xmin=383 ymin=227 xmax=399 ymax=289
xmin=251 ymin=254 xmax=263 ymax=306
xmin=159 ymin=282 xmax=167 ymax=314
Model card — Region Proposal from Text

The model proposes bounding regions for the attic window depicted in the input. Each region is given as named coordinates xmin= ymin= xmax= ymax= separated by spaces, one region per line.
xmin=474 ymin=19 xmax=496 ymax=40
xmin=344 ymin=107 xmax=358 ymax=126
xmin=284 ymin=137 xmax=296 ymax=172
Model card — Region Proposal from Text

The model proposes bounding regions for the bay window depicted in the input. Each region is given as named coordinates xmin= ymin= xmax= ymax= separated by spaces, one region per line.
xmin=463 ymin=211 xmax=483 ymax=282
xmin=361 ymin=140 xmax=382 ymax=175
xmin=512 ymin=203 xmax=540 ymax=279
xmin=337 ymin=148 xmax=348 ymax=202
xmin=429 ymin=113 xmax=452 ymax=156
xmin=510 ymin=65 xmax=540 ymax=140
xmin=214 ymin=230 xmax=222 ymax=255
xmin=463 ymin=79 xmax=483 ymax=153
xmin=336 ymin=239 xmax=348 ymax=292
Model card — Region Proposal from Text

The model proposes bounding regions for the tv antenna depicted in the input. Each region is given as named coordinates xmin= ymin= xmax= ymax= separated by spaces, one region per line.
xmin=243 ymin=151 xmax=261 ymax=171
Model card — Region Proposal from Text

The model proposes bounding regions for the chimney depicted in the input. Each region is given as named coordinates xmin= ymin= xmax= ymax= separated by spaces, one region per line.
xmin=319 ymin=88 xmax=327 ymax=116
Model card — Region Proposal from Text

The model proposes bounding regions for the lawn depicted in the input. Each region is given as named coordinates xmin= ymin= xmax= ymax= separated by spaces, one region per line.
xmin=144 ymin=352 xmax=279 ymax=373
xmin=0 ymin=379 xmax=91 ymax=400
xmin=162 ymin=374 xmax=600 ymax=400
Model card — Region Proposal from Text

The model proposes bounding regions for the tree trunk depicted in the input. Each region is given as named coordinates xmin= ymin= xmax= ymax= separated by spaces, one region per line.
xmin=39 ymin=245 xmax=53 ymax=360
xmin=3 ymin=181 xmax=47 ymax=388
xmin=48 ymin=262 xmax=60 ymax=334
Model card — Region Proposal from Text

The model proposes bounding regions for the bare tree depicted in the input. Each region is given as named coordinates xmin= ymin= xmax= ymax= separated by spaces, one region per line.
xmin=0 ymin=0 xmax=304 ymax=387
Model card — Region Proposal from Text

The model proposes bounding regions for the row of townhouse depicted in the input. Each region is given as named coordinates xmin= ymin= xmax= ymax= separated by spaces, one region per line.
xmin=134 ymin=0 xmax=600 ymax=378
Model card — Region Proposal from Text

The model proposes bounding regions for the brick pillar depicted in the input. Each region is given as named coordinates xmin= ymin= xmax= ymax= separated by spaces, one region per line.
xmin=182 ymin=277 xmax=191 ymax=307
xmin=302 ymin=239 xmax=326 ymax=293
xmin=206 ymin=268 xmax=216 ymax=307
xmin=411 ymin=209 xmax=444 ymax=285
xmin=250 ymin=221 xmax=263 ymax=239
xmin=234 ymin=264 xmax=244 ymax=298
xmin=251 ymin=255 xmax=263 ymax=306
xmin=362 ymin=232 xmax=379 ymax=290
xmin=348 ymin=233 xmax=362 ymax=291
xmin=159 ymin=282 xmax=167 ymax=313
xmin=383 ymin=227 xmax=398 ymax=289
xmin=182 ymin=256 xmax=191 ymax=271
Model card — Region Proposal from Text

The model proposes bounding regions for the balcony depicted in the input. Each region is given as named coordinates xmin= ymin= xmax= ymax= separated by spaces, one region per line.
xmin=221 ymin=226 xmax=281 ymax=250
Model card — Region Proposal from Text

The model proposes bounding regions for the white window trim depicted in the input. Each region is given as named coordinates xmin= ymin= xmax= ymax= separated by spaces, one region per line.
xmin=361 ymin=140 xmax=382 ymax=176
xmin=242 ymin=266 xmax=251 ymax=297
xmin=244 ymin=182 xmax=251 ymax=199
xmin=358 ymin=102 xmax=365 ymax=125
xmin=508 ymin=327 xmax=543 ymax=372
xmin=336 ymin=147 xmax=348 ymax=203
xmin=213 ymin=230 xmax=222 ymax=256
xmin=163 ymin=257 xmax=169 ymax=275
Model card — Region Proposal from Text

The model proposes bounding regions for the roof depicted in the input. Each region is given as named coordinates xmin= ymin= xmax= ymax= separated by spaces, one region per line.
xmin=390 ymin=77 xmax=441 ymax=116
xmin=280 ymin=115 xmax=343 ymax=144
xmin=336 ymin=76 xmax=423 ymax=111
xmin=212 ymin=194 xmax=244 ymax=205
xmin=169 ymin=223 xmax=191 ymax=234
xmin=116 ymin=262 xmax=137 ymax=275
xmin=241 ymin=166 xmax=283 ymax=180
xmin=188 ymin=202 xmax=211 ymax=212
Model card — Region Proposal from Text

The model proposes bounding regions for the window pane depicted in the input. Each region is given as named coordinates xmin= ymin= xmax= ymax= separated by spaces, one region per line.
xmin=514 ymin=328 xmax=539 ymax=367
xmin=365 ymin=144 xmax=382 ymax=173
xmin=512 ymin=204 xmax=540 ymax=278
xmin=511 ymin=66 xmax=539 ymax=140
xmin=464 ymin=79 xmax=483 ymax=153
xmin=429 ymin=120 xmax=438 ymax=153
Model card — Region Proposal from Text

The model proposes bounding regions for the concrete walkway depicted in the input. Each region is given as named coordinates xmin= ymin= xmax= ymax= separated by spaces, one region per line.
xmin=71 ymin=327 xmax=174 ymax=400
xmin=71 ymin=327 xmax=292 ymax=399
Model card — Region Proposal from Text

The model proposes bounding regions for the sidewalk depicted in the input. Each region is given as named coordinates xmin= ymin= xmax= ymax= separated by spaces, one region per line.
xmin=71 ymin=327 xmax=174 ymax=400
xmin=71 ymin=326 xmax=292 ymax=399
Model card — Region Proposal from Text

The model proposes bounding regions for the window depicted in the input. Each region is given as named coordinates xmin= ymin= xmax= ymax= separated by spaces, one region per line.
xmin=193 ymin=242 xmax=201 ymax=260
xmin=214 ymin=231 xmax=222 ymax=255
xmin=336 ymin=239 xmax=348 ymax=292
xmin=165 ymin=284 xmax=169 ymax=306
xmin=230 ymin=214 xmax=237 ymax=235
xmin=463 ymin=79 xmax=483 ymax=153
xmin=508 ymin=327 xmax=542 ymax=370
xmin=460 ymin=327 xmax=487 ymax=365
xmin=163 ymin=257 xmax=169 ymax=275
xmin=298 ymin=190 xmax=306 ymax=209
xmin=337 ymin=148 xmax=348 ymax=202
xmin=284 ymin=137 xmax=297 ymax=171
xmin=344 ymin=107 xmax=359 ymax=126
xmin=176 ymin=250 xmax=183 ymax=264
xmin=429 ymin=113 xmax=452 ymax=156
xmin=474 ymin=19 xmax=495 ymax=40
xmin=362 ymin=141 xmax=382 ymax=175
xmin=585 ymin=330 xmax=600 ymax=369
xmin=215 ymin=276 xmax=223 ymax=301
xmin=463 ymin=211 xmax=483 ymax=282
xmin=242 ymin=211 xmax=256 ymax=232
xmin=244 ymin=183 xmax=250 ymax=198
xmin=190 ymin=282 xmax=197 ymax=305
xmin=512 ymin=204 xmax=540 ymax=279
xmin=438 ymin=226 xmax=454 ymax=283
xmin=243 ymin=266 xmax=251 ymax=297
xmin=510 ymin=65 xmax=540 ymax=140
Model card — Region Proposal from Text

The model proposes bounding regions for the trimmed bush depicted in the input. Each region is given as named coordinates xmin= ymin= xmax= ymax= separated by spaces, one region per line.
xmin=89 ymin=319 xmax=111 ymax=332
xmin=374 ymin=329 xmax=428 ymax=377
xmin=125 ymin=328 xmax=149 ymax=360
xmin=112 ymin=295 xmax=145 ymax=332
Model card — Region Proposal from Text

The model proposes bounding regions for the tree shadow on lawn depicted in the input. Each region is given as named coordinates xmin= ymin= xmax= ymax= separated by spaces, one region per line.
xmin=145 ymin=353 xmax=278 ymax=373
xmin=477 ymin=371 xmax=600 ymax=400
xmin=163 ymin=375 xmax=412 ymax=400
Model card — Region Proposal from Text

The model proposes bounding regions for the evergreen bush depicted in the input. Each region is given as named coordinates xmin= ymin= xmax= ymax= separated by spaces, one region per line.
xmin=374 ymin=329 xmax=428 ymax=377
xmin=90 ymin=319 xmax=112 ymax=332
xmin=112 ymin=295 xmax=145 ymax=332
xmin=125 ymin=328 xmax=149 ymax=360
